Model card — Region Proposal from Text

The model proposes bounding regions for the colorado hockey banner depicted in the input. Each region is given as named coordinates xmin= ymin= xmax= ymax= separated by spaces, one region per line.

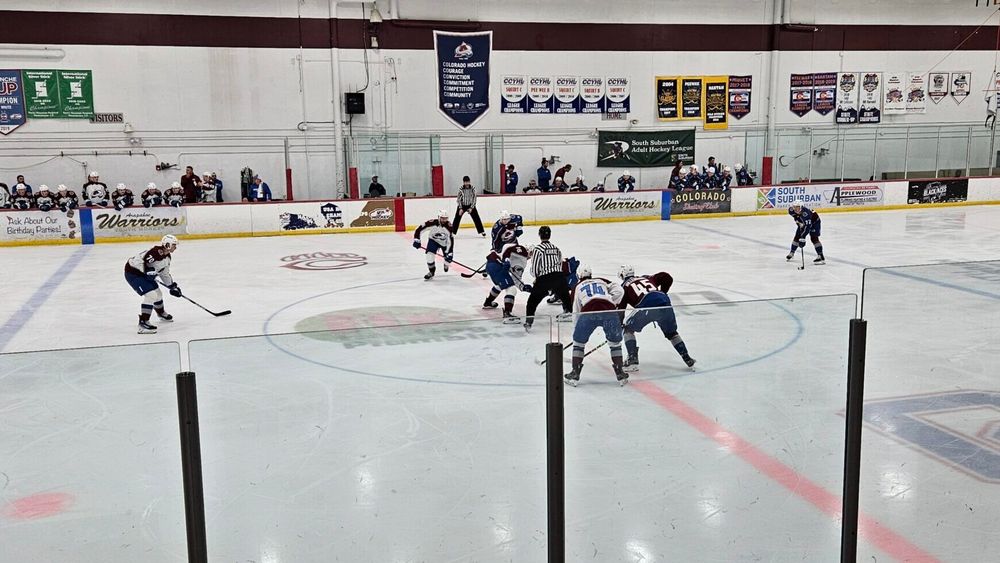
xmin=859 ymin=72 xmax=882 ymax=123
xmin=950 ymin=71 xmax=970 ymax=104
xmin=527 ymin=76 xmax=554 ymax=113
xmin=500 ymin=75 xmax=527 ymax=113
xmin=554 ymin=76 xmax=579 ymax=114
xmin=884 ymin=73 xmax=906 ymax=115
xmin=906 ymin=72 xmax=926 ymax=113
xmin=579 ymin=77 xmax=605 ymax=113
xmin=928 ymin=72 xmax=948 ymax=104
xmin=727 ymin=75 xmax=751 ymax=120
xmin=434 ymin=30 xmax=491 ymax=129
xmin=597 ymin=129 xmax=695 ymax=168
xmin=836 ymin=72 xmax=860 ymax=124
xmin=703 ymin=76 xmax=728 ymax=130
xmin=790 ymin=74 xmax=814 ymax=116
xmin=0 ymin=70 xmax=26 ymax=135
xmin=656 ymin=76 xmax=679 ymax=120
xmin=681 ymin=77 xmax=703 ymax=119
xmin=812 ymin=73 xmax=837 ymax=115
xmin=605 ymin=77 xmax=631 ymax=113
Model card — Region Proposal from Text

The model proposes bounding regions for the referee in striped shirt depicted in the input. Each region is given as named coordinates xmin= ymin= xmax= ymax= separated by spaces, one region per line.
xmin=452 ymin=176 xmax=485 ymax=235
xmin=524 ymin=225 xmax=572 ymax=330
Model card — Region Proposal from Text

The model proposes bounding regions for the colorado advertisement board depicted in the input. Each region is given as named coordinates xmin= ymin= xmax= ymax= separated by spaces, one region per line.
xmin=591 ymin=192 xmax=661 ymax=219
xmin=670 ymin=188 xmax=732 ymax=215
xmin=756 ymin=183 xmax=885 ymax=210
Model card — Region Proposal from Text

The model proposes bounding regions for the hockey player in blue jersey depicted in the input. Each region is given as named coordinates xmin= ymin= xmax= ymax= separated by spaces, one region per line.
xmin=786 ymin=200 xmax=826 ymax=265
xmin=482 ymin=243 xmax=532 ymax=323
xmin=490 ymin=210 xmax=523 ymax=253
xmin=618 ymin=265 xmax=696 ymax=372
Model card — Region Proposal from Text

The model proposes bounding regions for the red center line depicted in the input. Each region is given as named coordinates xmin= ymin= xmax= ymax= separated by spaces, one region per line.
xmin=631 ymin=380 xmax=940 ymax=563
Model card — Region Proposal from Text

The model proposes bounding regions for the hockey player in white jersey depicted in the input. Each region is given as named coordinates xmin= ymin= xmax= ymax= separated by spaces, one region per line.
xmin=124 ymin=234 xmax=182 ymax=333
xmin=565 ymin=265 xmax=628 ymax=386
xmin=412 ymin=210 xmax=455 ymax=280
xmin=482 ymin=242 xmax=532 ymax=323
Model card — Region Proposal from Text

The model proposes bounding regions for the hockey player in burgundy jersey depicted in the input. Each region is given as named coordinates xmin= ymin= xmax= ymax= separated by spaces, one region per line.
xmin=482 ymin=242 xmax=532 ymax=323
xmin=413 ymin=209 xmax=455 ymax=280
xmin=564 ymin=265 xmax=628 ymax=386
xmin=124 ymin=235 xmax=182 ymax=333
xmin=618 ymin=264 xmax=695 ymax=371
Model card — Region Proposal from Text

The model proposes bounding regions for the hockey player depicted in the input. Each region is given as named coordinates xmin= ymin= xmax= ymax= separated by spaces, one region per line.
xmin=568 ymin=175 xmax=588 ymax=192
xmin=165 ymin=182 xmax=186 ymax=207
xmin=111 ymin=183 xmax=135 ymax=210
xmin=685 ymin=165 xmax=703 ymax=190
xmin=547 ymin=255 xmax=580 ymax=305
xmin=141 ymin=182 xmax=163 ymax=207
xmin=564 ymin=265 xmax=628 ymax=386
xmin=11 ymin=184 xmax=33 ymax=210
xmin=670 ymin=167 xmax=688 ymax=190
xmin=124 ymin=234 xmax=181 ymax=334
xmin=34 ymin=185 xmax=56 ymax=212
xmin=490 ymin=210 xmax=523 ymax=253
xmin=413 ymin=209 xmax=455 ymax=280
xmin=704 ymin=167 xmax=719 ymax=189
xmin=482 ymin=242 xmax=533 ymax=323
xmin=0 ymin=183 xmax=9 ymax=209
xmin=55 ymin=184 xmax=79 ymax=211
xmin=199 ymin=171 xmax=217 ymax=202
xmin=735 ymin=163 xmax=753 ymax=186
xmin=787 ymin=200 xmax=826 ymax=265
xmin=617 ymin=170 xmax=635 ymax=192
xmin=82 ymin=172 xmax=109 ymax=206
xmin=719 ymin=166 xmax=734 ymax=189
xmin=618 ymin=264 xmax=696 ymax=372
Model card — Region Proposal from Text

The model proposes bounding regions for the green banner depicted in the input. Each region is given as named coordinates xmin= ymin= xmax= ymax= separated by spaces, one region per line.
xmin=596 ymin=129 xmax=695 ymax=168
xmin=57 ymin=70 xmax=94 ymax=118
xmin=23 ymin=69 xmax=61 ymax=118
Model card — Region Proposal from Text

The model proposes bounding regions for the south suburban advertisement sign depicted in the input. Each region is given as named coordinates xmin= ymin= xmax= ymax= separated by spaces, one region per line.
xmin=591 ymin=191 xmax=661 ymax=218
xmin=756 ymin=183 xmax=884 ymax=210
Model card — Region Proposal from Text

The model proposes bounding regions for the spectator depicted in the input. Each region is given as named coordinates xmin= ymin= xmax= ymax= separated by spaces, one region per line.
xmin=141 ymin=182 xmax=163 ymax=207
xmin=523 ymin=179 xmax=541 ymax=193
xmin=452 ymin=175 xmax=485 ymax=235
xmin=55 ymin=184 xmax=79 ymax=211
xmin=617 ymin=170 xmax=635 ymax=192
xmin=719 ymin=166 xmax=734 ymax=189
xmin=554 ymin=163 xmax=572 ymax=182
xmin=552 ymin=177 xmax=568 ymax=192
xmin=165 ymin=182 xmax=186 ymax=207
xmin=13 ymin=174 xmax=32 ymax=195
xmin=211 ymin=172 xmax=224 ymax=202
xmin=368 ymin=175 xmax=387 ymax=198
xmin=685 ymin=165 xmax=703 ymax=190
xmin=199 ymin=171 xmax=217 ymax=203
xmin=82 ymin=171 xmax=108 ymax=203
xmin=569 ymin=175 xmax=588 ymax=192
xmin=34 ymin=185 xmax=56 ymax=211
xmin=504 ymin=164 xmax=518 ymax=194
xmin=735 ymin=163 xmax=753 ymax=186
xmin=0 ymin=182 xmax=9 ymax=208
xmin=670 ymin=168 xmax=687 ymax=190
xmin=703 ymin=156 xmax=719 ymax=175
xmin=248 ymin=176 xmax=273 ymax=202
xmin=11 ymin=184 xmax=33 ymax=210
xmin=111 ymin=183 xmax=135 ymax=210
xmin=670 ymin=162 xmax=683 ymax=183
xmin=180 ymin=166 xmax=202 ymax=204
xmin=536 ymin=158 xmax=552 ymax=192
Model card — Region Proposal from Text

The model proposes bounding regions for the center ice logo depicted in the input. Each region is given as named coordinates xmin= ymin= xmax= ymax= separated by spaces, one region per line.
xmin=280 ymin=252 xmax=367 ymax=271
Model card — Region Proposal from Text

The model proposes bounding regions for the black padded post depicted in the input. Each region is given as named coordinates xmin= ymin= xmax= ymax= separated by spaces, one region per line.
xmin=176 ymin=371 xmax=208 ymax=563
xmin=545 ymin=342 xmax=565 ymax=563
xmin=841 ymin=319 xmax=867 ymax=563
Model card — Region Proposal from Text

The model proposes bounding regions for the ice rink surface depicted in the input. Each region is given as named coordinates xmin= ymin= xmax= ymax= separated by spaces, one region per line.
xmin=2 ymin=206 xmax=999 ymax=562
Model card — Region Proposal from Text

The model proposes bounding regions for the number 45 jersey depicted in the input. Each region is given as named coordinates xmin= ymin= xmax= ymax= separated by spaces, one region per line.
xmin=620 ymin=272 xmax=674 ymax=309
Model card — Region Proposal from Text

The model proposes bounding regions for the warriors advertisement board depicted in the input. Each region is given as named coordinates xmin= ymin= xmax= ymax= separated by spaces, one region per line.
xmin=590 ymin=191 xmax=661 ymax=219
xmin=90 ymin=206 xmax=188 ymax=239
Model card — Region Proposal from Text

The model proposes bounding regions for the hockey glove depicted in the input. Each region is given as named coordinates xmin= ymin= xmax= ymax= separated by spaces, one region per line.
xmin=797 ymin=239 xmax=806 ymax=247
xmin=412 ymin=239 xmax=421 ymax=249
xmin=168 ymin=283 xmax=183 ymax=298
xmin=444 ymin=252 xmax=454 ymax=263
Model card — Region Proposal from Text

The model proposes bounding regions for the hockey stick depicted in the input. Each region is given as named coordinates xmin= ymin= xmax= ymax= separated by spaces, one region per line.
xmin=460 ymin=261 xmax=488 ymax=278
xmin=419 ymin=246 xmax=480 ymax=275
xmin=535 ymin=342 xmax=573 ymax=365
xmin=799 ymin=246 xmax=806 ymax=270
xmin=158 ymin=282 xmax=232 ymax=317
xmin=534 ymin=340 xmax=608 ymax=365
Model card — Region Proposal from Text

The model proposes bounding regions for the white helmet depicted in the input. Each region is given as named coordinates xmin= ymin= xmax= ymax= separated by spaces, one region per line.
xmin=734 ymin=163 xmax=744 ymax=171
xmin=202 ymin=171 xmax=211 ymax=176
xmin=171 ymin=181 xmax=181 ymax=188
xmin=707 ymin=166 xmax=716 ymax=175
xmin=57 ymin=184 xmax=68 ymax=192
xmin=14 ymin=183 xmax=26 ymax=190
xmin=499 ymin=210 xmax=511 ymax=223
xmin=689 ymin=165 xmax=699 ymax=174
xmin=147 ymin=182 xmax=157 ymax=190
xmin=576 ymin=174 xmax=584 ymax=181
xmin=38 ymin=184 xmax=49 ymax=192
xmin=161 ymin=234 xmax=179 ymax=247
xmin=622 ymin=170 xmax=631 ymax=177
xmin=724 ymin=165 xmax=732 ymax=173
xmin=578 ymin=265 xmax=593 ymax=280
xmin=88 ymin=171 xmax=99 ymax=178
xmin=116 ymin=183 xmax=126 ymax=190
xmin=438 ymin=209 xmax=449 ymax=220
xmin=679 ymin=167 xmax=688 ymax=176
xmin=791 ymin=199 xmax=804 ymax=208
xmin=619 ymin=264 xmax=635 ymax=280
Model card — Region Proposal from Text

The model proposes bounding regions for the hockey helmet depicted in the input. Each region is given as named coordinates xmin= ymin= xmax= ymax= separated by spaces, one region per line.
xmin=116 ymin=183 xmax=127 ymax=190
xmin=622 ymin=169 xmax=631 ymax=177
xmin=734 ymin=163 xmax=744 ymax=171
xmin=437 ymin=209 xmax=449 ymax=220
xmin=499 ymin=210 xmax=511 ymax=223
xmin=578 ymin=265 xmax=593 ymax=280
xmin=57 ymin=184 xmax=68 ymax=192
xmin=724 ymin=165 xmax=732 ymax=173
xmin=14 ymin=183 xmax=26 ymax=192
xmin=171 ymin=181 xmax=181 ymax=189
xmin=689 ymin=165 xmax=699 ymax=174
xmin=679 ymin=167 xmax=688 ymax=176
xmin=161 ymin=234 xmax=179 ymax=248
xmin=538 ymin=225 xmax=552 ymax=240
xmin=38 ymin=184 xmax=50 ymax=192
xmin=619 ymin=264 xmax=635 ymax=280
xmin=88 ymin=171 xmax=99 ymax=178
xmin=147 ymin=182 xmax=157 ymax=190
xmin=791 ymin=199 xmax=804 ymax=208
xmin=707 ymin=166 xmax=716 ymax=175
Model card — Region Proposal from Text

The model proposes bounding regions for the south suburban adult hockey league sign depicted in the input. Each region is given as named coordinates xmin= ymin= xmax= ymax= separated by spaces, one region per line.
xmin=434 ymin=31 xmax=491 ymax=129
xmin=501 ymin=76 xmax=629 ymax=114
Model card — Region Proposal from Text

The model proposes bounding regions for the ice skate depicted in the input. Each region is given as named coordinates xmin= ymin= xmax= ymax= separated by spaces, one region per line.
xmin=424 ymin=270 xmax=434 ymax=280
xmin=813 ymin=257 xmax=826 ymax=265
xmin=156 ymin=312 xmax=173 ymax=322
xmin=564 ymin=367 xmax=580 ymax=387
xmin=614 ymin=365 xmax=629 ymax=386
xmin=623 ymin=354 xmax=639 ymax=372
xmin=786 ymin=252 xmax=794 ymax=261
xmin=138 ymin=320 xmax=158 ymax=334
xmin=683 ymin=355 xmax=697 ymax=369
xmin=483 ymin=298 xmax=498 ymax=309
xmin=502 ymin=312 xmax=521 ymax=324
xmin=546 ymin=295 xmax=560 ymax=305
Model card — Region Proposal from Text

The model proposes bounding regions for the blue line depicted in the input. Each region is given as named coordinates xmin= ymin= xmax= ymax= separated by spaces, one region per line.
xmin=80 ymin=208 xmax=94 ymax=245
xmin=0 ymin=247 xmax=89 ymax=352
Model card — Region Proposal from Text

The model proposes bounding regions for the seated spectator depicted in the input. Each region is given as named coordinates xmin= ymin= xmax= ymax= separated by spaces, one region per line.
xmin=735 ymin=163 xmax=753 ymax=186
xmin=685 ymin=165 xmax=703 ymax=189
xmin=55 ymin=185 xmax=79 ymax=211
xmin=248 ymin=176 xmax=273 ymax=202
xmin=719 ymin=166 xmax=734 ymax=189
xmin=141 ymin=182 xmax=163 ymax=207
xmin=82 ymin=171 xmax=108 ymax=205
xmin=569 ymin=175 xmax=588 ymax=192
xmin=165 ymin=182 xmax=186 ymax=207
xmin=536 ymin=158 xmax=551 ymax=191
xmin=552 ymin=177 xmax=568 ymax=192
xmin=199 ymin=171 xmax=217 ymax=202
xmin=34 ymin=185 xmax=56 ymax=212
xmin=504 ymin=164 xmax=518 ymax=194
xmin=180 ymin=166 xmax=202 ymax=203
xmin=11 ymin=184 xmax=33 ymax=210
xmin=13 ymin=174 xmax=32 ymax=195
xmin=523 ymin=179 xmax=541 ymax=193
xmin=111 ymin=183 xmax=135 ymax=210
xmin=211 ymin=172 xmax=224 ymax=202
xmin=554 ymin=163 xmax=572 ymax=182
xmin=368 ymin=175 xmax=387 ymax=198
xmin=617 ymin=170 xmax=635 ymax=192
xmin=0 ymin=182 xmax=9 ymax=208
xmin=670 ymin=167 xmax=687 ymax=190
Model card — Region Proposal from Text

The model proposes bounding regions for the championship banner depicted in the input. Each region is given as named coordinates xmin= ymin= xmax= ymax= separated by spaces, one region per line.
xmin=928 ymin=72 xmax=948 ymax=104
xmin=1 ymin=209 xmax=79 ymax=242
xmin=554 ymin=76 xmax=579 ymax=114
xmin=757 ymin=183 xmax=884 ymax=210
xmin=22 ymin=69 xmax=60 ymax=118
xmin=500 ymin=75 xmax=527 ymax=113
xmin=790 ymin=74 xmax=813 ymax=116
xmin=527 ymin=76 xmax=554 ymax=113
xmin=434 ymin=30 xmax=491 ymax=129
xmin=579 ymin=77 xmax=605 ymax=113
xmin=655 ymin=76 xmax=679 ymax=120
xmin=950 ymin=71 xmax=970 ymax=104
xmin=591 ymin=192 xmax=661 ymax=219
xmin=906 ymin=72 xmax=926 ymax=113
xmin=883 ymin=73 xmax=906 ymax=115
xmin=605 ymin=77 xmax=630 ymax=113
xmin=90 ymin=207 xmax=187 ymax=239
xmin=703 ymin=76 xmax=728 ymax=130
xmin=836 ymin=72 xmax=860 ymax=124
xmin=859 ymin=72 xmax=882 ymax=124
xmin=0 ymin=70 xmax=26 ymax=135
xmin=681 ymin=77 xmax=703 ymax=119
xmin=907 ymin=178 xmax=968 ymax=204
xmin=670 ymin=188 xmax=732 ymax=215
xmin=57 ymin=70 xmax=94 ymax=118
xmin=727 ymin=75 xmax=751 ymax=120
xmin=812 ymin=72 xmax=837 ymax=115
xmin=597 ymin=129 xmax=695 ymax=168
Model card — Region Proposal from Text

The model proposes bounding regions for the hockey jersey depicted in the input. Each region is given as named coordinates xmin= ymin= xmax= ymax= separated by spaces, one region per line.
xmin=487 ymin=243 xmax=530 ymax=290
xmin=141 ymin=189 xmax=162 ymax=207
xmin=11 ymin=189 xmax=33 ymax=210
xmin=490 ymin=214 xmax=523 ymax=252
xmin=620 ymin=272 xmax=674 ymax=309
xmin=34 ymin=190 xmax=56 ymax=211
xmin=573 ymin=277 xmax=624 ymax=313
xmin=56 ymin=190 xmax=79 ymax=211
xmin=165 ymin=188 xmax=185 ymax=207
xmin=125 ymin=245 xmax=174 ymax=286
xmin=111 ymin=188 xmax=134 ymax=210
xmin=414 ymin=219 xmax=454 ymax=253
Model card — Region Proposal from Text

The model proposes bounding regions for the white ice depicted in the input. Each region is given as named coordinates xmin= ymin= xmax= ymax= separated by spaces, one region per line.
xmin=2 ymin=206 xmax=999 ymax=562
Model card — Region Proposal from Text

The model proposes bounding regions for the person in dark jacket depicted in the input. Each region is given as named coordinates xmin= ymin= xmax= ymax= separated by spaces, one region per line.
xmin=735 ymin=163 xmax=754 ymax=186
xmin=180 ymin=166 xmax=202 ymax=204
xmin=536 ymin=158 xmax=552 ymax=192
xmin=504 ymin=164 xmax=518 ymax=194
xmin=368 ymin=175 xmax=387 ymax=197
xmin=248 ymin=176 xmax=273 ymax=202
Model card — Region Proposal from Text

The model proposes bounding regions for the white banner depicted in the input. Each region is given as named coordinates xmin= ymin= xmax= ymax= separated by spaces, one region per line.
xmin=579 ymin=76 xmax=605 ymax=113
xmin=91 ymin=206 xmax=187 ymax=239
xmin=906 ymin=72 xmax=926 ymax=113
xmin=1 ymin=210 xmax=80 ymax=243
xmin=553 ymin=76 xmax=579 ymax=114
xmin=527 ymin=76 xmax=553 ymax=114
xmin=604 ymin=76 xmax=631 ymax=113
xmin=884 ymin=73 xmax=906 ymax=115
xmin=756 ymin=183 xmax=885 ymax=210
xmin=950 ymin=71 xmax=970 ymax=104
xmin=590 ymin=191 xmax=660 ymax=219
xmin=928 ymin=72 xmax=948 ymax=104
xmin=251 ymin=201 xmax=393 ymax=233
